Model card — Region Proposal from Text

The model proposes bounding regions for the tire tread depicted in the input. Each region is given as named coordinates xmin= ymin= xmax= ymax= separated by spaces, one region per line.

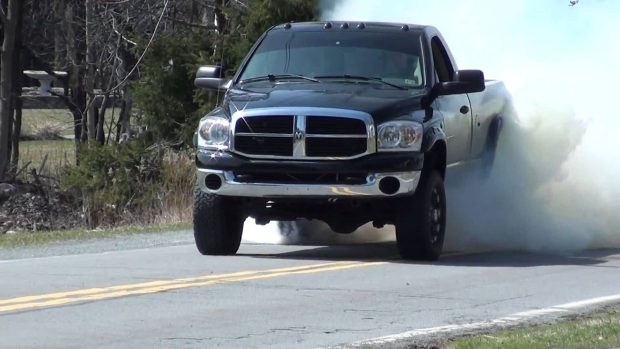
xmin=395 ymin=170 xmax=446 ymax=261
xmin=193 ymin=186 xmax=243 ymax=255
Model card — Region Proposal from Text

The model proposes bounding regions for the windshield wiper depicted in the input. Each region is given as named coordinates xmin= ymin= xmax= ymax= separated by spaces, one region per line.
xmin=239 ymin=74 xmax=320 ymax=84
xmin=314 ymin=75 xmax=407 ymax=90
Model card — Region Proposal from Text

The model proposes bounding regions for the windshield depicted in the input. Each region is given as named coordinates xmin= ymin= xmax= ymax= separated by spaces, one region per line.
xmin=239 ymin=29 xmax=426 ymax=89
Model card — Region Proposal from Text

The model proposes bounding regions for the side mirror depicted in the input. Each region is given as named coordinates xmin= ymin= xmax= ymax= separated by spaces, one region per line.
xmin=438 ymin=69 xmax=485 ymax=96
xmin=423 ymin=70 xmax=485 ymax=108
xmin=194 ymin=65 xmax=230 ymax=91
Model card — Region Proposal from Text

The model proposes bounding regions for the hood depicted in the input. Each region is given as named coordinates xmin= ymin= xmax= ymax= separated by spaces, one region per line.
xmin=220 ymin=82 xmax=426 ymax=124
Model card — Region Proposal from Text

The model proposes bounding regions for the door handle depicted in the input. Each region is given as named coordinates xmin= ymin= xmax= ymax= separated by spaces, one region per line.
xmin=460 ymin=105 xmax=470 ymax=114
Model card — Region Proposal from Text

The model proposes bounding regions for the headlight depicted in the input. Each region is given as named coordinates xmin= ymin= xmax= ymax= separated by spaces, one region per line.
xmin=197 ymin=116 xmax=230 ymax=149
xmin=377 ymin=121 xmax=423 ymax=151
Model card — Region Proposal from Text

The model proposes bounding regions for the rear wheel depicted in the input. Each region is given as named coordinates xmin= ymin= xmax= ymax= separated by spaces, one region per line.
xmin=193 ymin=187 xmax=244 ymax=255
xmin=395 ymin=170 xmax=446 ymax=261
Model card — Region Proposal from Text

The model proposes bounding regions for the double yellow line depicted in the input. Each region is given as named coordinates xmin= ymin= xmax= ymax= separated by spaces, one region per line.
xmin=0 ymin=260 xmax=384 ymax=314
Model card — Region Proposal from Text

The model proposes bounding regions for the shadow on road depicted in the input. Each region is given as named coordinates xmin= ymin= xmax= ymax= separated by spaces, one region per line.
xmin=238 ymin=243 xmax=620 ymax=268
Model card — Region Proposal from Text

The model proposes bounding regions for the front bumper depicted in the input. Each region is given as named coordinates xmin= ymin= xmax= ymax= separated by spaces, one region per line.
xmin=197 ymin=169 xmax=421 ymax=198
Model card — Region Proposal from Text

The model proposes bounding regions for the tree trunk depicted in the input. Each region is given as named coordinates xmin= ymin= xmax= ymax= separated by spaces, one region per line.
xmin=64 ymin=2 xmax=86 ymax=150
xmin=0 ymin=0 xmax=20 ymax=180
xmin=10 ymin=0 xmax=24 ymax=175
xmin=212 ymin=0 xmax=230 ymax=66
xmin=117 ymin=87 xmax=132 ymax=142
xmin=10 ymin=103 xmax=22 ymax=173
xmin=85 ymin=0 xmax=97 ymax=143
xmin=214 ymin=0 xmax=229 ymax=34
xmin=96 ymin=99 xmax=105 ymax=145
xmin=53 ymin=0 xmax=65 ymax=69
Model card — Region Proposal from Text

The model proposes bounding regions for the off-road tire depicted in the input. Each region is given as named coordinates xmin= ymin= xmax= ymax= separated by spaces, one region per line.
xmin=193 ymin=187 xmax=244 ymax=255
xmin=395 ymin=170 xmax=446 ymax=261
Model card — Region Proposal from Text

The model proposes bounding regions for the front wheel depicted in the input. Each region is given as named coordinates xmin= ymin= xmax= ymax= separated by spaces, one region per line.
xmin=395 ymin=170 xmax=446 ymax=261
xmin=193 ymin=187 xmax=244 ymax=255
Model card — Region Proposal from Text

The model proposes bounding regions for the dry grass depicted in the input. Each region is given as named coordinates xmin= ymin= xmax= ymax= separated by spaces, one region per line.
xmin=158 ymin=150 xmax=196 ymax=223
xmin=21 ymin=109 xmax=74 ymax=138
xmin=143 ymin=149 xmax=195 ymax=226
xmin=21 ymin=107 xmax=129 ymax=140
xmin=451 ymin=307 xmax=620 ymax=349
xmin=18 ymin=139 xmax=75 ymax=178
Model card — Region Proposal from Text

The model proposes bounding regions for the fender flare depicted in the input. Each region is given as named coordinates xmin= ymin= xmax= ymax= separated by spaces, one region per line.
xmin=421 ymin=125 xmax=447 ymax=153
xmin=487 ymin=114 xmax=503 ymax=150
xmin=421 ymin=126 xmax=447 ymax=178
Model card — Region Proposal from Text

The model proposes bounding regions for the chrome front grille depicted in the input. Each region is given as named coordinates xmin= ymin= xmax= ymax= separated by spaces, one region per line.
xmin=235 ymin=115 xmax=294 ymax=134
xmin=231 ymin=107 xmax=375 ymax=160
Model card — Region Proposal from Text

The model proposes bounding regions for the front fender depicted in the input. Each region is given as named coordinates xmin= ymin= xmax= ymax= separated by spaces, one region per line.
xmin=420 ymin=121 xmax=447 ymax=178
xmin=421 ymin=124 xmax=447 ymax=153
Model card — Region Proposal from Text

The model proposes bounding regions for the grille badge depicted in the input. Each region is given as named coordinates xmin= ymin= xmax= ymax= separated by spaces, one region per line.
xmin=294 ymin=129 xmax=305 ymax=141
xmin=293 ymin=115 xmax=307 ymax=158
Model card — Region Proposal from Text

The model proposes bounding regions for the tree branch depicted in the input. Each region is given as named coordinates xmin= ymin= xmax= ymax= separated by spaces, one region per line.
xmin=162 ymin=15 xmax=215 ymax=30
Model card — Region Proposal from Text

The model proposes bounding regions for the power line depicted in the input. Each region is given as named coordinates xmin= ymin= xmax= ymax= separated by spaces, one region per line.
xmin=106 ymin=0 xmax=169 ymax=93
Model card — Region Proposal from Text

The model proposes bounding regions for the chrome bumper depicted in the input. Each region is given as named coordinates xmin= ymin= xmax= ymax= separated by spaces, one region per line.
xmin=197 ymin=169 xmax=421 ymax=198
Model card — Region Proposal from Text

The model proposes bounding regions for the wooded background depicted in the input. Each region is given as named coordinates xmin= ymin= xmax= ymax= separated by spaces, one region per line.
xmin=0 ymin=0 xmax=317 ymax=230
xmin=0 ymin=0 xmax=317 ymax=179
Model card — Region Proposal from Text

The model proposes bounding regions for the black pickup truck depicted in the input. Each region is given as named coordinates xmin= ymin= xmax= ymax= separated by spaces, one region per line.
xmin=192 ymin=21 xmax=513 ymax=260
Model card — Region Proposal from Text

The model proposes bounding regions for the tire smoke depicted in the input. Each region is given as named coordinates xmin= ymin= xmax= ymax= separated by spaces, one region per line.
xmin=316 ymin=0 xmax=620 ymax=252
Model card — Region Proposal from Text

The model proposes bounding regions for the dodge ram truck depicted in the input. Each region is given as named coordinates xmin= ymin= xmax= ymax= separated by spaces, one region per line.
xmin=192 ymin=21 xmax=513 ymax=260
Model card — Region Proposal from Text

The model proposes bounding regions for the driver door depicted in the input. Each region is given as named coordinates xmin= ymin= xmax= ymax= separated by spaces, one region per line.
xmin=431 ymin=37 xmax=472 ymax=164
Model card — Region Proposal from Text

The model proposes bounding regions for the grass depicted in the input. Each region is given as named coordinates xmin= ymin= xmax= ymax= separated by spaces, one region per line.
xmin=0 ymin=222 xmax=191 ymax=249
xmin=21 ymin=109 xmax=75 ymax=137
xmin=17 ymin=107 xmax=133 ymax=176
xmin=21 ymin=108 xmax=128 ymax=140
xmin=18 ymin=139 xmax=75 ymax=176
xmin=21 ymin=108 xmax=123 ymax=137
xmin=450 ymin=307 xmax=620 ymax=349
xmin=18 ymin=109 xmax=75 ymax=177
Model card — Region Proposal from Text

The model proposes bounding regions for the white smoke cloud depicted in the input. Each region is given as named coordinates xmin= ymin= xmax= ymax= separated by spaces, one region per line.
xmin=319 ymin=0 xmax=620 ymax=251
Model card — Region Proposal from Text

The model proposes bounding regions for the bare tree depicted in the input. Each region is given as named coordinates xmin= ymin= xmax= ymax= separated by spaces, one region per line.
xmin=0 ymin=0 xmax=24 ymax=180
xmin=84 ymin=0 xmax=97 ymax=142
xmin=9 ymin=0 xmax=24 ymax=173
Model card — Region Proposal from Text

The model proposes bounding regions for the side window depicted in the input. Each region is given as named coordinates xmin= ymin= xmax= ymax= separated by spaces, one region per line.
xmin=431 ymin=37 xmax=454 ymax=83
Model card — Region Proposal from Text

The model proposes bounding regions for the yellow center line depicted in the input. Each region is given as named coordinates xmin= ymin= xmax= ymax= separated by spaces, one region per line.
xmin=0 ymin=261 xmax=352 ymax=307
xmin=0 ymin=261 xmax=385 ymax=313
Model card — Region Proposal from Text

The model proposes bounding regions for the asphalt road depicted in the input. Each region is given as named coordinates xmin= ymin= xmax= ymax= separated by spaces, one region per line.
xmin=1 ymin=231 xmax=620 ymax=349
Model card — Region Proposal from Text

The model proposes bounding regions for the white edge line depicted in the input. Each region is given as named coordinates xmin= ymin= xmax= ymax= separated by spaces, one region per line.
xmin=343 ymin=293 xmax=620 ymax=348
